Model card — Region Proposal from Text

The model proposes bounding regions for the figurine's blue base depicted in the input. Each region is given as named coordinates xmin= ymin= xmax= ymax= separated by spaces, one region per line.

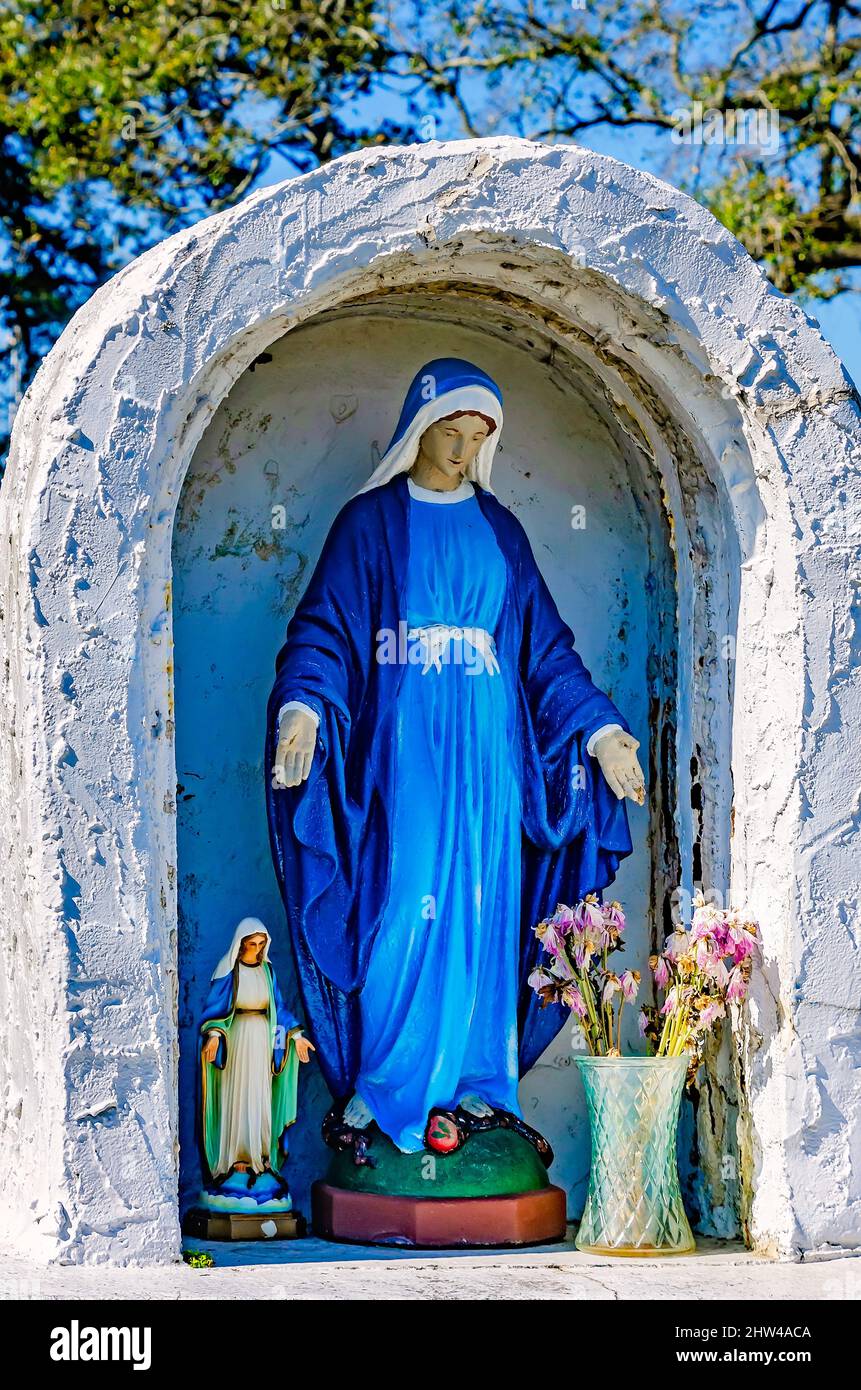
xmin=197 ymin=1169 xmax=293 ymax=1215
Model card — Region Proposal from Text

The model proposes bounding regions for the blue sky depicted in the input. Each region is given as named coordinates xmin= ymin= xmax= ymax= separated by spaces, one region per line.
xmin=810 ymin=297 xmax=860 ymax=387
xmin=254 ymin=89 xmax=861 ymax=389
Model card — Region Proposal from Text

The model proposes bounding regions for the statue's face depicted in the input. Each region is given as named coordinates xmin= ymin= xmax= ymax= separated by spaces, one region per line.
xmin=238 ymin=932 xmax=267 ymax=964
xmin=417 ymin=413 xmax=491 ymax=482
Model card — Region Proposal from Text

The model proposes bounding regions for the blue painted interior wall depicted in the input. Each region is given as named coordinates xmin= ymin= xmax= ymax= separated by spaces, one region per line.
xmin=172 ymin=310 xmax=665 ymax=1221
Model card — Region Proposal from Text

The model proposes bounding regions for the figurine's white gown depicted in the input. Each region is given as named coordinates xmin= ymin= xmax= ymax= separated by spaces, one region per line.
xmin=215 ymin=963 xmax=272 ymax=1175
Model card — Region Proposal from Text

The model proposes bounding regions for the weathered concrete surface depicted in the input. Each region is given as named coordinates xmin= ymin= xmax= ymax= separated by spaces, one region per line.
xmin=0 ymin=136 xmax=858 ymax=1265
xmin=0 ymin=1236 xmax=858 ymax=1301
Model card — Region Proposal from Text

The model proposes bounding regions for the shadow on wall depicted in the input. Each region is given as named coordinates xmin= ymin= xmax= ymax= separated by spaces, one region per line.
xmin=172 ymin=310 xmax=660 ymax=1222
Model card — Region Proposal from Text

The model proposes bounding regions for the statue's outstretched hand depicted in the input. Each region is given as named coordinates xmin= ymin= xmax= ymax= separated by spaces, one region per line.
xmin=202 ymin=1033 xmax=220 ymax=1064
xmin=272 ymin=708 xmax=317 ymax=789
xmin=593 ymin=729 xmax=646 ymax=805
xmin=293 ymin=1032 xmax=316 ymax=1064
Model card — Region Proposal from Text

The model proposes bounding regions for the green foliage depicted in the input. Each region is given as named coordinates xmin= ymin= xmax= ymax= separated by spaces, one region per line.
xmin=182 ymin=1247 xmax=215 ymax=1267
xmin=0 ymin=0 xmax=387 ymax=410
xmin=406 ymin=0 xmax=861 ymax=298
xmin=2 ymin=0 xmax=860 ymax=451
xmin=708 ymin=167 xmax=840 ymax=298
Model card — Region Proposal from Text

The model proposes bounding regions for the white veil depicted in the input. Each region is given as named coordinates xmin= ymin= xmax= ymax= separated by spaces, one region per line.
xmin=358 ymin=384 xmax=503 ymax=495
xmin=211 ymin=917 xmax=271 ymax=980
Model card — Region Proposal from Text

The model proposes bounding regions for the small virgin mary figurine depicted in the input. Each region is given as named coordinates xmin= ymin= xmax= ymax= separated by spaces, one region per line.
xmin=197 ymin=917 xmax=314 ymax=1216
xmin=265 ymin=358 xmax=644 ymax=1164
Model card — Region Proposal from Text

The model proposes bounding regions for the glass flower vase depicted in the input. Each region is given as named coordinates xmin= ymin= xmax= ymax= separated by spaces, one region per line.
xmin=576 ymin=1056 xmax=695 ymax=1255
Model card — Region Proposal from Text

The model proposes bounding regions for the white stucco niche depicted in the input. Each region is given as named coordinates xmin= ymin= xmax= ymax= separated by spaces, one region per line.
xmin=0 ymin=137 xmax=858 ymax=1264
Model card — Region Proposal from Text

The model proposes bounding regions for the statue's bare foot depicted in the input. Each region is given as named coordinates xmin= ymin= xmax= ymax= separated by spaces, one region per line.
xmin=343 ymin=1093 xmax=373 ymax=1128
xmin=459 ymin=1092 xmax=494 ymax=1118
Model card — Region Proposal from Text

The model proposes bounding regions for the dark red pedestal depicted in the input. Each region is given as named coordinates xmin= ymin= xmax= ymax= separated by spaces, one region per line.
xmin=312 ymin=1181 xmax=567 ymax=1248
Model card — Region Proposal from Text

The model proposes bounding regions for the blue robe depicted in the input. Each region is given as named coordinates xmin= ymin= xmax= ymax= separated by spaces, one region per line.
xmin=265 ymin=473 xmax=632 ymax=1113
xmin=355 ymin=486 xmax=522 ymax=1149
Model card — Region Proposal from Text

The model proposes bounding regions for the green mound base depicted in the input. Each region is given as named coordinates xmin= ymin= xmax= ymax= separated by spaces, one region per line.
xmin=324 ymin=1124 xmax=550 ymax=1198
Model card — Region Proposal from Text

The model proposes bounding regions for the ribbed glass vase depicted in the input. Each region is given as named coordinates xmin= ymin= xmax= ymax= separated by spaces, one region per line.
xmin=576 ymin=1056 xmax=695 ymax=1255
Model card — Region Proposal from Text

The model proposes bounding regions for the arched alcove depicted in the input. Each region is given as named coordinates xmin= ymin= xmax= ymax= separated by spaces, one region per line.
xmin=1 ymin=139 xmax=858 ymax=1264
xmin=172 ymin=305 xmax=671 ymax=1221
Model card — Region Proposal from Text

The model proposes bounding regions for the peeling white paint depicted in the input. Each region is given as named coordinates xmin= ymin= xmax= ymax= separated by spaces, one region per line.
xmin=0 ymin=137 xmax=858 ymax=1264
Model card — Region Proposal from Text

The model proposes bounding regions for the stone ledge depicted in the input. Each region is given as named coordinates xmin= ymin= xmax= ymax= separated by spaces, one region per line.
xmin=1 ymin=1235 xmax=858 ymax=1301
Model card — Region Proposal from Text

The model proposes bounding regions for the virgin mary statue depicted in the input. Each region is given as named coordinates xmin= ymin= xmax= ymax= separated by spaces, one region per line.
xmin=265 ymin=358 xmax=644 ymax=1156
xmin=198 ymin=917 xmax=313 ymax=1199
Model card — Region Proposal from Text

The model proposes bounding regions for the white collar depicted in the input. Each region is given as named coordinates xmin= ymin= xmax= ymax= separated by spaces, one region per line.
xmin=407 ymin=477 xmax=475 ymax=504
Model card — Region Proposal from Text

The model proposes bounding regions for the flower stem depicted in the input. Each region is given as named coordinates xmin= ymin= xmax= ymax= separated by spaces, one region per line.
xmin=578 ymin=969 xmax=602 ymax=1055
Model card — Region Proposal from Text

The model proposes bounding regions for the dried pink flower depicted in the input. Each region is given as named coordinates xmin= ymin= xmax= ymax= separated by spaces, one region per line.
xmin=536 ymin=920 xmax=566 ymax=957
xmin=602 ymin=974 xmax=621 ymax=1007
xmin=551 ymin=903 xmax=576 ymax=934
xmin=573 ymin=939 xmax=592 ymax=970
xmin=562 ymin=983 xmax=587 ymax=1018
xmin=527 ymin=966 xmax=554 ymax=992
xmin=619 ymin=969 xmax=640 ymax=1003
xmin=602 ymin=900 xmax=626 ymax=934
xmin=664 ymin=930 xmax=689 ymax=962
xmin=660 ymin=986 xmax=679 ymax=1016
xmin=698 ymin=999 xmax=726 ymax=1030
xmin=550 ymin=951 xmax=575 ymax=983
xmin=574 ymin=896 xmax=605 ymax=936
xmin=651 ymin=953 xmax=671 ymax=989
